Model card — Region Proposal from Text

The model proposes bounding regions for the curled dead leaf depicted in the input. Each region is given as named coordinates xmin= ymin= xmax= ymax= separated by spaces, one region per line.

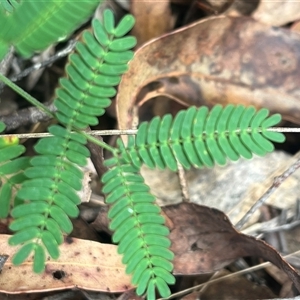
xmin=164 ymin=202 xmax=300 ymax=292
xmin=253 ymin=0 xmax=300 ymax=26
xmin=117 ymin=16 xmax=300 ymax=130
xmin=131 ymin=0 xmax=173 ymax=47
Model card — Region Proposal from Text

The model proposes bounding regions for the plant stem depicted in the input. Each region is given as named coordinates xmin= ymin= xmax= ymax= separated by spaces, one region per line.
xmin=0 ymin=73 xmax=54 ymax=118
xmin=0 ymin=73 xmax=116 ymax=153
xmin=80 ymin=131 xmax=116 ymax=153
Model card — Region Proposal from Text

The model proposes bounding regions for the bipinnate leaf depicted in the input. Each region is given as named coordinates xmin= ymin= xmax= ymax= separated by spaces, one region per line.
xmin=10 ymin=149 xmax=82 ymax=272
xmin=7 ymin=9 xmax=137 ymax=276
xmin=0 ymin=0 xmax=100 ymax=60
xmin=54 ymin=10 xmax=136 ymax=130
xmin=0 ymin=125 xmax=28 ymax=218
xmin=107 ymin=104 xmax=284 ymax=297
xmin=102 ymin=158 xmax=175 ymax=298
xmin=117 ymin=105 xmax=284 ymax=172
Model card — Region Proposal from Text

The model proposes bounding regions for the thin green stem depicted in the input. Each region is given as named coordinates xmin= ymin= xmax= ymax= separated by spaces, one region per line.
xmin=0 ymin=73 xmax=54 ymax=118
xmin=0 ymin=73 xmax=116 ymax=153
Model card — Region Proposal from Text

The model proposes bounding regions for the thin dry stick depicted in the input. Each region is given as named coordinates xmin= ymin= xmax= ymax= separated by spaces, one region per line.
xmin=197 ymin=270 xmax=221 ymax=295
xmin=0 ymin=129 xmax=138 ymax=139
xmin=9 ymin=40 xmax=76 ymax=82
xmin=176 ymin=160 xmax=190 ymax=202
xmin=0 ymin=46 xmax=14 ymax=77
xmin=0 ymin=102 xmax=56 ymax=131
xmin=0 ymin=127 xmax=299 ymax=139
xmin=235 ymin=153 xmax=300 ymax=230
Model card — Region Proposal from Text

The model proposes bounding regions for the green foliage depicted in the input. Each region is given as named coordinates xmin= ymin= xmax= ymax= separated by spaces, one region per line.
xmin=0 ymin=0 xmax=100 ymax=60
xmin=0 ymin=122 xmax=29 ymax=219
xmin=55 ymin=10 xmax=136 ymax=129
xmin=100 ymin=104 xmax=284 ymax=298
xmin=6 ymin=8 xmax=138 ymax=280
xmin=102 ymin=158 xmax=175 ymax=297
xmin=0 ymin=0 xmax=20 ymax=13
xmin=117 ymin=105 xmax=285 ymax=171
xmin=0 ymin=5 xmax=287 ymax=300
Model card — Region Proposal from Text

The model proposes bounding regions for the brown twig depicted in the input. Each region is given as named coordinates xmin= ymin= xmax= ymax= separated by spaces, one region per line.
xmin=86 ymin=134 xmax=108 ymax=178
xmin=0 ymin=102 xmax=56 ymax=132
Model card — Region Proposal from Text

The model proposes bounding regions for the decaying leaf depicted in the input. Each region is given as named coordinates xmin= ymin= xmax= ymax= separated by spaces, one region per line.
xmin=90 ymin=201 xmax=300 ymax=292
xmin=131 ymin=0 xmax=173 ymax=47
xmin=0 ymin=235 xmax=133 ymax=294
xmin=117 ymin=16 xmax=300 ymax=130
xmin=253 ymin=0 xmax=300 ymax=26
xmin=139 ymin=150 xmax=299 ymax=229
xmin=228 ymin=151 xmax=300 ymax=226
xmin=165 ymin=202 xmax=300 ymax=292
xmin=195 ymin=269 xmax=276 ymax=299
xmin=201 ymin=0 xmax=234 ymax=15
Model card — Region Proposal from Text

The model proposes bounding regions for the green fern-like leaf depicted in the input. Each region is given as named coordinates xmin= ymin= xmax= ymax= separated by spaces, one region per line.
xmin=102 ymin=157 xmax=175 ymax=298
xmin=0 ymin=0 xmax=99 ymax=60
xmin=0 ymin=122 xmax=29 ymax=218
xmin=9 ymin=124 xmax=87 ymax=272
xmin=8 ymin=9 xmax=136 ymax=274
xmin=108 ymin=104 xmax=284 ymax=297
xmin=117 ymin=105 xmax=285 ymax=171
xmin=54 ymin=9 xmax=136 ymax=129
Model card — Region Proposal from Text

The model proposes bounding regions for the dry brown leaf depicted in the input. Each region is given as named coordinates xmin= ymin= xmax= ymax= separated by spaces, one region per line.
xmin=171 ymin=0 xmax=193 ymax=4
xmin=71 ymin=217 xmax=101 ymax=242
xmin=201 ymin=0 xmax=233 ymax=14
xmin=165 ymin=202 xmax=300 ymax=292
xmin=253 ymin=0 xmax=300 ymax=26
xmin=0 ymin=235 xmax=133 ymax=294
xmin=195 ymin=269 xmax=276 ymax=300
xmin=131 ymin=0 xmax=173 ymax=47
xmin=117 ymin=16 xmax=300 ymax=130
xmin=291 ymin=20 xmax=300 ymax=34
xmin=228 ymin=151 xmax=300 ymax=226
